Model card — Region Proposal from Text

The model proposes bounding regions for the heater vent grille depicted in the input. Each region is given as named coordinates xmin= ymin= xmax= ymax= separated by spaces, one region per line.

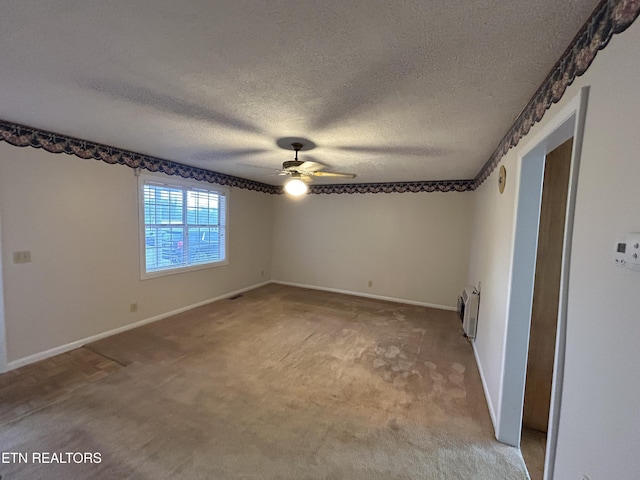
xmin=457 ymin=287 xmax=479 ymax=339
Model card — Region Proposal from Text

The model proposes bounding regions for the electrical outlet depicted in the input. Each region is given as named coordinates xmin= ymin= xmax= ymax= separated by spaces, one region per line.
xmin=368 ymin=280 xmax=373 ymax=288
xmin=130 ymin=303 xmax=138 ymax=313
xmin=13 ymin=250 xmax=32 ymax=264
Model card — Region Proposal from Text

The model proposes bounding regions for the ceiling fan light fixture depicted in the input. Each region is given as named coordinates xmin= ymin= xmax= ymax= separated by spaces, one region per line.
xmin=284 ymin=177 xmax=308 ymax=196
xmin=279 ymin=141 xmax=354 ymax=195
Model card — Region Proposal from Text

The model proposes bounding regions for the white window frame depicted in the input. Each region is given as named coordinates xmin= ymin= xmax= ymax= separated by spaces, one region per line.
xmin=138 ymin=172 xmax=229 ymax=280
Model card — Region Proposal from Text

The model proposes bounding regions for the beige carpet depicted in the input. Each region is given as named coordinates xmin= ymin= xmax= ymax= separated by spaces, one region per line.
xmin=0 ymin=284 xmax=528 ymax=479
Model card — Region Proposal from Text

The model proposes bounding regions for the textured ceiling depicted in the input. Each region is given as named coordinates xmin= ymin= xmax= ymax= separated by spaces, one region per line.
xmin=0 ymin=0 xmax=601 ymax=186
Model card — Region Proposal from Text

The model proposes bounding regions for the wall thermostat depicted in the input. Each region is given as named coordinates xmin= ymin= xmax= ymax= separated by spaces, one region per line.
xmin=614 ymin=233 xmax=640 ymax=271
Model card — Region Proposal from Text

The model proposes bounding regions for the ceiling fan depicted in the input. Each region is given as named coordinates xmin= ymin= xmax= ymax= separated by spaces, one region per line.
xmin=281 ymin=142 xmax=356 ymax=196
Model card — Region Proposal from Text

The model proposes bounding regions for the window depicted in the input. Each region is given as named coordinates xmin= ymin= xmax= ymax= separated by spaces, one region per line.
xmin=139 ymin=175 xmax=227 ymax=277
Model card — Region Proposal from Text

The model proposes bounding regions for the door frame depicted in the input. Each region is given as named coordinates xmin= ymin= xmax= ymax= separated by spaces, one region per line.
xmin=495 ymin=87 xmax=589 ymax=480
xmin=0 ymin=201 xmax=7 ymax=373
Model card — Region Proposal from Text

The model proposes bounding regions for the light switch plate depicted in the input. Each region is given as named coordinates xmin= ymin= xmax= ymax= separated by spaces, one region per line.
xmin=13 ymin=250 xmax=32 ymax=264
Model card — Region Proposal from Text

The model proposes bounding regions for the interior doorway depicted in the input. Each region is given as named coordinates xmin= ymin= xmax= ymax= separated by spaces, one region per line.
xmin=520 ymin=138 xmax=573 ymax=480
xmin=495 ymin=87 xmax=589 ymax=480
xmin=0 ymin=203 xmax=6 ymax=373
xmin=0 ymin=279 xmax=5 ymax=372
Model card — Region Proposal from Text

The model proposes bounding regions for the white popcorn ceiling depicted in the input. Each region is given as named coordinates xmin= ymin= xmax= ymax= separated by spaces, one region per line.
xmin=0 ymin=0 xmax=601 ymax=185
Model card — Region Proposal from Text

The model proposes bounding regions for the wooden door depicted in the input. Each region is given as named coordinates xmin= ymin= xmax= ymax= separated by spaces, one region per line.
xmin=522 ymin=138 xmax=573 ymax=432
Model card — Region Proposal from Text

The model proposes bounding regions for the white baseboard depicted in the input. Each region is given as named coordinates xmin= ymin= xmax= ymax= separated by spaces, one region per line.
xmin=472 ymin=341 xmax=498 ymax=433
xmin=271 ymin=280 xmax=456 ymax=311
xmin=4 ymin=281 xmax=271 ymax=372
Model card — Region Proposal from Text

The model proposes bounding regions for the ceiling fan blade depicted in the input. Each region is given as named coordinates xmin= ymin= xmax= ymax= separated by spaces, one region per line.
xmin=309 ymin=171 xmax=356 ymax=178
xmin=296 ymin=161 xmax=324 ymax=174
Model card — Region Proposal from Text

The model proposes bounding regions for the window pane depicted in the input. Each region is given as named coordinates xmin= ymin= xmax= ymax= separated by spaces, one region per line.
xmin=144 ymin=227 xmax=160 ymax=271
xmin=163 ymin=228 xmax=186 ymax=265
xmin=144 ymin=184 xmax=184 ymax=225
xmin=187 ymin=189 xmax=219 ymax=225
xmin=143 ymin=186 xmax=157 ymax=225
xmin=188 ymin=227 xmax=221 ymax=265
xmin=144 ymin=227 xmax=186 ymax=272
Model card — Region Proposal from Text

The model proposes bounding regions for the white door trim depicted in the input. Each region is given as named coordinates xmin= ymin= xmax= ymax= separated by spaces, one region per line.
xmin=496 ymin=87 xmax=589 ymax=480
xmin=0 ymin=203 xmax=8 ymax=373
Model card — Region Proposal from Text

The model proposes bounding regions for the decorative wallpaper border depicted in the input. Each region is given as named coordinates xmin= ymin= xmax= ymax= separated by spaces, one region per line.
xmin=0 ymin=120 xmax=279 ymax=194
xmin=472 ymin=0 xmax=640 ymax=188
xmin=0 ymin=0 xmax=637 ymax=194
xmin=308 ymin=180 xmax=474 ymax=195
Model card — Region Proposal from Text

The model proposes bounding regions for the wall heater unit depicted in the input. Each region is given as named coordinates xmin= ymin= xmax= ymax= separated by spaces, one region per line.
xmin=458 ymin=286 xmax=480 ymax=339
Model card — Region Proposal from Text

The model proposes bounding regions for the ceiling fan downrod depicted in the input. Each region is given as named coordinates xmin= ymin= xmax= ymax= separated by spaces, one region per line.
xmin=283 ymin=143 xmax=305 ymax=170
xmin=291 ymin=142 xmax=303 ymax=160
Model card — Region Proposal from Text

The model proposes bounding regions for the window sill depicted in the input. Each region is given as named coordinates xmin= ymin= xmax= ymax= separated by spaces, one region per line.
xmin=140 ymin=259 xmax=229 ymax=280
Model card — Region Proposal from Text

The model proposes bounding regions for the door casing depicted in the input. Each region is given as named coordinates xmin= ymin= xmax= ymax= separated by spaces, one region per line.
xmin=496 ymin=87 xmax=589 ymax=480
